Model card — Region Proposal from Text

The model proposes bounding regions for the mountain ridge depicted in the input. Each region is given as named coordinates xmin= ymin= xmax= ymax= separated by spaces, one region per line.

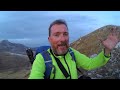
xmin=70 ymin=25 xmax=120 ymax=56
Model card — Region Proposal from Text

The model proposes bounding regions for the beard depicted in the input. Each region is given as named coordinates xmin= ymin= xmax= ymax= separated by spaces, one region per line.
xmin=51 ymin=42 xmax=69 ymax=56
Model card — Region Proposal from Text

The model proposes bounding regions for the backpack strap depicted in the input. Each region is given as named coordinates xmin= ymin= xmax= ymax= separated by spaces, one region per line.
xmin=69 ymin=48 xmax=76 ymax=62
xmin=26 ymin=47 xmax=52 ymax=79
xmin=41 ymin=50 xmax=53 ymax=79
xmin=69 ymin=48 xmax=84 ymax=75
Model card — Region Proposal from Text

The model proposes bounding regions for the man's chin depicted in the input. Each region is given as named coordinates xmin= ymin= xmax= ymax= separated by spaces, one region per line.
xmin=57 ymin=50 xmax=68 ymax=56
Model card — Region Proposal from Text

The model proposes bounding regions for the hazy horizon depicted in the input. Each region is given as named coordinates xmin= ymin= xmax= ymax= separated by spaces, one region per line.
xmin=0 ymin=11 xmax=120 ymax=47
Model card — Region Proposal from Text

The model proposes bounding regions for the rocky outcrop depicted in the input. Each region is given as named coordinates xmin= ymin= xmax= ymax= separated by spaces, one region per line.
xmin=86 ymin=47 xmax=120 ymax=79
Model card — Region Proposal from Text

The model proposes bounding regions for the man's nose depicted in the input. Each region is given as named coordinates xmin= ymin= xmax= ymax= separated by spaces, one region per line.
xmin=60 ymin=35 xmax=66 ymax=41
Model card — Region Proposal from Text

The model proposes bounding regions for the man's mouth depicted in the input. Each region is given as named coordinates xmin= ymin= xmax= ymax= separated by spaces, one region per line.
xmin=58 ymin=44 xmax=67 ymax=49
xmin=58 ymin=43 xmax=67 ymax=47
xmin=58 ymin=45 xmax=66 ymax=48
xmin=58 ymin=42 xmax=67 ymax=46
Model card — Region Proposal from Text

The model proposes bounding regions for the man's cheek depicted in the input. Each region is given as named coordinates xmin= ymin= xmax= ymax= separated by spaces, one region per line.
xmin=53 ymin=43 xmax=58 ymax=49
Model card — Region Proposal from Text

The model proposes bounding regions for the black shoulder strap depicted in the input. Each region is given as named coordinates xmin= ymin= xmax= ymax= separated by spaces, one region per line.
xmin=50 ymin=49 xmax=70 ymax=79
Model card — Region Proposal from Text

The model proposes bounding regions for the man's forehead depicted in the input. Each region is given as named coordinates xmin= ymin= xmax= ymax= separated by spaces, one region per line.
xmin=51 ymin=30 xmax=68 ymax=33
xmin=51 ymin=24 xmax=68 ymax=33
xmin=51 ymin=24 xmax=67 ymax=29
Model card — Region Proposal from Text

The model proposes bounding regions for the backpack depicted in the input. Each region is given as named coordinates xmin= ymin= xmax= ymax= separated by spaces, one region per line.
xmin=26 ymin=46 xmax=91 ymax=79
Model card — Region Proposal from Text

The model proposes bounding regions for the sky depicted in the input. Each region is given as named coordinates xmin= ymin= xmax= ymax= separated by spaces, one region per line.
xmin=0 ymin=11 xmax=120 ymax=47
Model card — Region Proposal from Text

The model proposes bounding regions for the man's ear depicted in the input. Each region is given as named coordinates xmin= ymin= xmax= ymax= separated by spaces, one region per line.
xmin=48 ymin=37 xmax=50 ymax=42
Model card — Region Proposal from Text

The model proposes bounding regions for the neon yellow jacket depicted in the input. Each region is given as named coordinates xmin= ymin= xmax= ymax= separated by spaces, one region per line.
xmin=29 ymin=47 xmax=110 ymax=79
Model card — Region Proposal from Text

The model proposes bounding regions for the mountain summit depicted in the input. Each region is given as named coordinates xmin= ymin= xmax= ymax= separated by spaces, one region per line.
xmin=0 ymin=40 xmax=28 ymax=54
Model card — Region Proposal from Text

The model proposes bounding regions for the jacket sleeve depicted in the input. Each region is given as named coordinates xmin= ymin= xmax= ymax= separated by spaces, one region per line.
xmin=74 ymin=49 xmax=111 ymax=70
xmin=28 ymin=54 xmax=45 ymax=79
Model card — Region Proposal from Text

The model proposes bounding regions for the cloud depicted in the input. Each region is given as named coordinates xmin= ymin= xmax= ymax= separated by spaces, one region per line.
xmin=0 ymin=11 xmax=120 ymax=47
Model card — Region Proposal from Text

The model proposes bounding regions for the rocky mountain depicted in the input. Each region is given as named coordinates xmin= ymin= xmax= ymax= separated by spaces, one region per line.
xmin=0 ymin=40 xmax=29 ymax=55
xmin=70 ymin=25 xmax=120 ymax=79
xmin=0 ymin=40 xmax=31 ymax=79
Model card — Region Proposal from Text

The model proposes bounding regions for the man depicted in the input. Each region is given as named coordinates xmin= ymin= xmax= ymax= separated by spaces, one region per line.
xmin=29 ymin=19 xmax=119 ymax=79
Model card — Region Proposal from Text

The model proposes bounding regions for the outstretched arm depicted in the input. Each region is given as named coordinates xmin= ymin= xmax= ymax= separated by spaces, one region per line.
xmin=75 ymin=27 xmax=119 ymax=70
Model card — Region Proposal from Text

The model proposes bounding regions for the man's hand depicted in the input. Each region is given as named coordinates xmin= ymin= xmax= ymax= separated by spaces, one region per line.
xmin=99 ymin=27 xmax=119 ymax=56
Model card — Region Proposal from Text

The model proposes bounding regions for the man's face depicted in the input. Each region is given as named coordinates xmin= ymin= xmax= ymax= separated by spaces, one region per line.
xmin=48 ymin=24 xmax=69 ymax=56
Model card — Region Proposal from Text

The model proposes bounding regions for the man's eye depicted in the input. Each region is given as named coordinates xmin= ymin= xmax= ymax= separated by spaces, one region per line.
xmin=54 ymin=34 xmax=59 ymax=36
xmin=64 ymin=33 xmax=68 ymax=36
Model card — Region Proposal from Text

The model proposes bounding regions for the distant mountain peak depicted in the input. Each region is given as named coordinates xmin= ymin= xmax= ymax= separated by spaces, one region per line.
xmin=0 ymin=40 xmax=28 ymax=55
xmin=1 ymin=40 xmax=10 ymax=43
